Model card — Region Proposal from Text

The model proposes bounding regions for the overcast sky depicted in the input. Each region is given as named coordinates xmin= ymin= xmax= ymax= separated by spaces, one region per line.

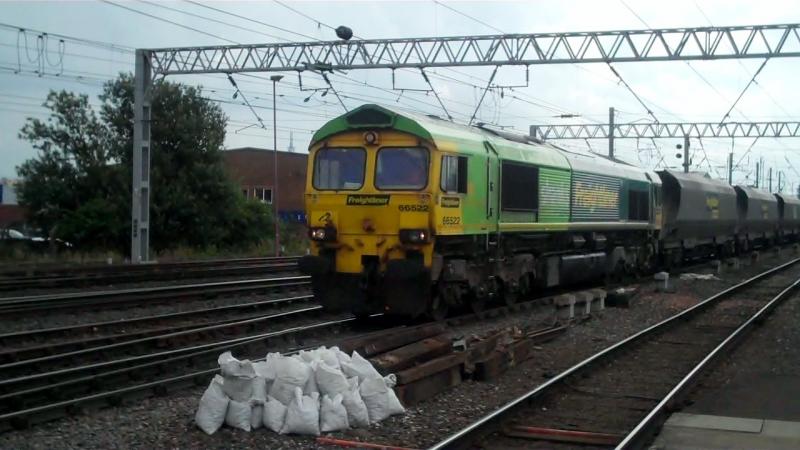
xmin=2 ymin=0 xmax=800 ymax=190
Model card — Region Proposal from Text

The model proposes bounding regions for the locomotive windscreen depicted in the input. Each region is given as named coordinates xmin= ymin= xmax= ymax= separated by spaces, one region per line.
xmin=313 ymin=147 xmax=366 ymax=190
xmin=375 ymin=147 xmax=429 ymax=190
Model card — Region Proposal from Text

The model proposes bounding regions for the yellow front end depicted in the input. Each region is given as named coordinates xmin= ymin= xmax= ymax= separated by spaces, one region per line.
xmin=300 ymin=130 xmax=438 ymax=317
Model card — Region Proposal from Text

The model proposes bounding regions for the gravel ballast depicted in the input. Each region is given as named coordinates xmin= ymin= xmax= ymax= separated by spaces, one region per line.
xmin=1 ymin=249 xmax=797 ymax=449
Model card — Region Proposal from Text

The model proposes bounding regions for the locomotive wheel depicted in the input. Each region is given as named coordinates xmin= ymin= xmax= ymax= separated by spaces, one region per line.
xmin=428 ymin=294 xmax=449 ymax=321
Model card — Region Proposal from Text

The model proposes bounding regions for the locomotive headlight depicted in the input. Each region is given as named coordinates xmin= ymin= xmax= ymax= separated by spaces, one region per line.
xmin=309 ymin=227 xmax=336 ymax=242
xmin=399 ymin=229 xmax=430 ymax=244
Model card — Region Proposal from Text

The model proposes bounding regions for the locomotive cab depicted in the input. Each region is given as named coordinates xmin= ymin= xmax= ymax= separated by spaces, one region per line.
xmin=300 ymin=108 xmax=439 ymax=318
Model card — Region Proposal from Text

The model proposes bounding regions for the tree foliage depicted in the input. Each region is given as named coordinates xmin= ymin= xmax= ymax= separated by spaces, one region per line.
xmin=17 ymin=73 xmax=272 ymax=254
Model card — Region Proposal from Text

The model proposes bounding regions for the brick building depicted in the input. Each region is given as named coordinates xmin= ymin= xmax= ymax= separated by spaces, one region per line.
xmin=0 ymin=179 xmax=24 ymax=228
xmin=222 ymin=147 xmax=308 ymax=222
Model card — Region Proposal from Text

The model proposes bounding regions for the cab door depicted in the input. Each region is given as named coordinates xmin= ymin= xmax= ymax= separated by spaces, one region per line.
xmin=484 ymin=142 xmax=500 ymax=233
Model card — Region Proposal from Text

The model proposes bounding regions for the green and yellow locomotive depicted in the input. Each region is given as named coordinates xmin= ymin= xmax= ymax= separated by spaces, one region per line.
xmin=299 ymin=104 xmax=662 ymax=319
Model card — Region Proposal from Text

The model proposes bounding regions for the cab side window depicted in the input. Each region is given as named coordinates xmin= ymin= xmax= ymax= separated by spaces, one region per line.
xmin=441 ymin=155 xmax=468 ymax=194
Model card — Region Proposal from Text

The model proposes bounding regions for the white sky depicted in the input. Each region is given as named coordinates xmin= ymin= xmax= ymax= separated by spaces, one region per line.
xmin=1 ymin=0 xmax=800 ymax=191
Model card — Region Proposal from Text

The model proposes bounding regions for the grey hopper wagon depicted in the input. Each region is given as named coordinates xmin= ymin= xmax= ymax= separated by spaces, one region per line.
xmin=734 ymin=185 xmax=779 ymax=246
xmin=657 ymin=170 xmax=738 ymax=249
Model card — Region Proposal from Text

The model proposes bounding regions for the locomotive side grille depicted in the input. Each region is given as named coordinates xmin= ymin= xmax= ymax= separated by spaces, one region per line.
xmin=571 ymin=171 xmax=621 ymax=222
xmin=538 ymin=168 xmax=571 ymax=223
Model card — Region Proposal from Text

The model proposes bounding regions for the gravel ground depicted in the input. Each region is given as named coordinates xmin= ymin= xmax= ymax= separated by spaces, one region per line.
xmin=0 ymin=286 xmax=311 ymax=334
xmin=1 ymin=249 xmax=797 ymax=450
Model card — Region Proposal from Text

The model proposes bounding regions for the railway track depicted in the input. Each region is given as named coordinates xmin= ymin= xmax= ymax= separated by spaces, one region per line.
xmin=0 ymin=294 xmax=316 ymax=362
xmin=0 ymin=279 xmax=566 ymax=432
xmin=0 ymin=275 xmax=310 ymax=315
xmin=430 ymin=257 xmax=800 ymax=450
xmin=0 ymin=256 xmax=300 ymax=291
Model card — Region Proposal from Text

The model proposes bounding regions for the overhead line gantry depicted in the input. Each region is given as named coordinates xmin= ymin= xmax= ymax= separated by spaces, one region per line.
xmin=131 ymin=23 xmax=800 ymax=262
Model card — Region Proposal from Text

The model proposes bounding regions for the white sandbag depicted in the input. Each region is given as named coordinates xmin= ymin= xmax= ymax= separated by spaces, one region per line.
xmin=320 ymin=394 xmax=350 ymax=432
xmin=297 ymin=349 xmax=319 ymax=364
xmin=269 ymin=355 xmax=312 ymax=405
xmin=341 ymin=351 xmax=381 ymax=383
xmin=317 ymin=346 xmax=342 ymax=370
xmin=252 ymin=376 xmax=267 ymax=404
xmin=262 ymin=396 xmax=287 ymax=433
xmin=335 ymin=347 xmax=352 ymax=366
xmin=341 ymin=376 xmax=370 ymax=428
xmin=360 ymin=376 xmax=405 ymax=423
xmin=280 ymin=387 xmax=321 ymax=436
xmin=384 ymin=373 xmax=397 ymax=389
xmin=218 ymin=351 xmax=256 ymax=378
xmin=315 ymin=361 xmax=349 ymax=396
xmin=250 ymin=405 xmax=263 ymax=430
xmin=303 ymin=360 xmax=320 ymax=395
xmin=195 ymin=376 xmax=229 ymax=435
xmin=225 ymin=399 xmax=252 ymax=432
xmin=261 ymin=352 xmax=281 ymax=381
xmin=218 ymin=352 xmax=257 ymax=402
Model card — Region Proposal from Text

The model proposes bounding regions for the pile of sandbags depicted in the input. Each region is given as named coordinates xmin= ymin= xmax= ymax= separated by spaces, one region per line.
xmin=195 ymin=346 xmax=404 ymax=435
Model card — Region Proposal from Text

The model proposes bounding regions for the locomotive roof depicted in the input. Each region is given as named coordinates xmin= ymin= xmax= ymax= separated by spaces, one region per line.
xmin=312 ymin=104 xmax=653 ymax=182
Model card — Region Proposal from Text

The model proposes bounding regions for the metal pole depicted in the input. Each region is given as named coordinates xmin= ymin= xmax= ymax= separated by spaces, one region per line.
xmin=728 ymin=152 xmax=733 ymax=184
xmin=132 ymin=50 xmax=151 ymax=263
xmin=769 ymin=167 xmax=773 ymax=192
xmin=755 ymin=161 xmax=760 ymax=187
xmin=608 ymin=107 xmax=615 ymax=158
xmin=271 ymin=75 xmax=283 ymax=256
xmin=683 ymin=135 xmax=690 ymax=173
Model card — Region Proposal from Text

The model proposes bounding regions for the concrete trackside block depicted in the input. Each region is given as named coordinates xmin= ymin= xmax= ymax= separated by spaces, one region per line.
xmin=590 ymin=289 xmax=606 ymax=311
xmin=554 ymin=294 xmax=576 ymax=320
xmin=711 ymin=259 xmax=722 ymax=274
xmin=726 ymin=257 xmax=740 ymax=270
xmin=575 ymin=291 xmax=593 ymax=316
xmin=654 ymin=271 xmax=672 ymax=292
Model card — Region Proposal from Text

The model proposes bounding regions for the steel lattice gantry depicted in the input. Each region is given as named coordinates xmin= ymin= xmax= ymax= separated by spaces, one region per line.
xmin=131 ymin=23 xmax=800 ymax=262
xmin=147 ymin=23 xmax=800 ymax=74
xmin=529 ymin=121 xmax=800 ymax=140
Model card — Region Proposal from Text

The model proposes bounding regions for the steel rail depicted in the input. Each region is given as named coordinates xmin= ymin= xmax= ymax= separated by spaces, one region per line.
xmin=0 ymin=255 xmax=299 ymax=278
xmin=0 ymin=315 xmax=363 ymax=430
xmin=617 ymin=272 xmax=800 ymax=448
xmin=0 ymin=295 xmax=316 ymax=363
xmin=0 ymin=261 xmax=299 ymax=291
xmin=0 ymin=275 xmax=310 ymax=314
xmin=0 ymin=294 xmax=314 ymax=348
xmin=429 ymin=256 xmax=800 ymax=450
xmin=0 ymin=281 xmax=568 ymax=430
xmin=0 ymin=304 xmax=328 ymax=381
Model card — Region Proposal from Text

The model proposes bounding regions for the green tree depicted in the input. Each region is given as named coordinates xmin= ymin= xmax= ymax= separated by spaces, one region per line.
xmin=17 ymin=73 xmax=273 ymax=254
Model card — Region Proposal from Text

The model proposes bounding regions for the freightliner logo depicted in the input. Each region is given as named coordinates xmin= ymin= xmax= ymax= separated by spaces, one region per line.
xmin=346 ymin=195 xmax=390 ymax=206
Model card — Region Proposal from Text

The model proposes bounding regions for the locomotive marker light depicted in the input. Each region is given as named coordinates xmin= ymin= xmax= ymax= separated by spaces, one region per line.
xmin=399 ymin=229 xmax=430 ymax=244
xmin=364 ymin=131 xmax=380 ymax=145
xmin=309 ymin=227 xmax=336 ymax=242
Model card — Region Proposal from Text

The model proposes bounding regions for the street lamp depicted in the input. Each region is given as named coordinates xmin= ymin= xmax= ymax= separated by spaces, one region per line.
xmin=271 ymin=74 xmax=283 ymax=256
